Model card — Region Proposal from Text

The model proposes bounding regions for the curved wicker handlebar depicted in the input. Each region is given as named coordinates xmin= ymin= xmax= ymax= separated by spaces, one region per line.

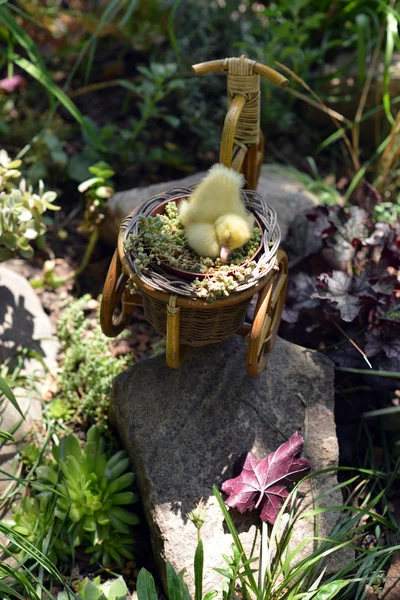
xmin=192 ymin=58 xmax=289 ymax=89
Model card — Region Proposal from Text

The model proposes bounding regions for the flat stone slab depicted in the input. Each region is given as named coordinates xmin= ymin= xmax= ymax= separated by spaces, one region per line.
xmin=102 ymin=165 xmax=317 ymax=244
xmin=112 ymin=335 xmax=349 ymax=596
xmin=0 ymin=267 xmax=58 ymax=498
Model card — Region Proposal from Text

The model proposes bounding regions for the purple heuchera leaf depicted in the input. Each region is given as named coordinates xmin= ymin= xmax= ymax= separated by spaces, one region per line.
xmin=282 ymin=272 xmax=319 ymax=323
xmin=306 ymin=206 xmax=337 ymax=237
xmin=313 ymin=271 xmax=360 ymax=322
xmin=365 ymin=325 xmax=400 ymax=360
xmin=221 ymin=433 xmax=311 ymax=524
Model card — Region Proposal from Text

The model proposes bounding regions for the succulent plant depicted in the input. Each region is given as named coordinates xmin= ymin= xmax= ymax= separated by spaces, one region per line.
xmin=58 ymin=576 xmax=129 ymax=600
xmin=36 ymin=425 xmax=139 ymax=567
xmin=20 ymin=441 xmax=41 ymax=468
xmin=0 ymin=149 xmax=59 ymax=260
xmin=10 ymin=495 xmax=45 ymax=540
xmin=9 ymin=495 xmax=71 ymax=563
xmin=46 ymin=397 xmax=75 ymax=421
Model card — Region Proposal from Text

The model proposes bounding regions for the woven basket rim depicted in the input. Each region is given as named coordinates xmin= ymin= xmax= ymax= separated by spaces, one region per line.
xmin=122 ymin=184 xmax=281 ymax=299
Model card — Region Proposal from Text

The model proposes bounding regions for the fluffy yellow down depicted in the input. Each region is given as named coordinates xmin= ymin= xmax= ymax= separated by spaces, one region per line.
xmin=179 ymin=164 xmax=254 ymax=260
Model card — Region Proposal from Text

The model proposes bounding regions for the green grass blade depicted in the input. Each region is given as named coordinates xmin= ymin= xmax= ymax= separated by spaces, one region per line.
xmin=212 ymin=485 xmax=259 ymax=596
xmin=0 ymin=563 xmax=40 ymax=600
xmin=11 ymin=54 xmax=101 ymax=146
xmin=0 ymin=375 xmax=25 ymax=419
xmin=168 ymin=0 xmax=183 ymax=66
xmin=119 ymin=0 xmax=138 ymax=26
xmin=383 ymin=11 xmax=397 ymax=126
xmin=301 ymin=506 xmax=395 ymax=530
xmin=355 ymin=14 xmax=368 ymax=87
xmin=0 ymin=6 xmax=46 ymax=69
xmin=336 ymin=367 xmax=400 ymax=378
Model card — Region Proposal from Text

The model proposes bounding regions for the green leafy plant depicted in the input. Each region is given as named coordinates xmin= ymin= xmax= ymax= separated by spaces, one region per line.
xmin=46 ymin=398 xmax=75 ymax=422
xmin=20 ymin=441 xmax=41 ymax=468
xmin=58 ymin=576 xmax=129 ymax=600
xmin=30 ymin=162 xmax=115 ymax=288
xmin=35 ymin=425 xmax=139 ymax=567
xmin=55 ymin=294 xmax=131 ymax=432
xmin=78 ymin=162 xmax=115 ymax=234
xmin=0 ymin=149 xmax=59 ymax=260
xmin=69 ymin=63 xmax=185 ymax=175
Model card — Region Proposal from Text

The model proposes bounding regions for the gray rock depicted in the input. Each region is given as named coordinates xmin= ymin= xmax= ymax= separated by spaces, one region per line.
xmin=102 ymin=165 xmax=317 ymax=244
xmin=0 ymin=266 xmax=58 ymax=497
xmin=112 ymin=335 xmax=350 ymax=596
xmin=256 ymin=165 xmax=317 ymax=239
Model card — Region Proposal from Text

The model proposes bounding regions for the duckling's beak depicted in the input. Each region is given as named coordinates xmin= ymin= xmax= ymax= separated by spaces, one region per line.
xmin=220 ymin=245 xmax=230 ymax=262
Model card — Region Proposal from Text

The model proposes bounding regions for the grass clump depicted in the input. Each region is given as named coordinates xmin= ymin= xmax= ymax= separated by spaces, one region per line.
xmin=55 ymin=294 xmax=131 ymax=433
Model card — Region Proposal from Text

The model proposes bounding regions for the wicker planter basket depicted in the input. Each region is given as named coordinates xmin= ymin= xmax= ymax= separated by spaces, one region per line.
xmin=120 ymin=185 xmax=280 ymax=347
xmin=100 ymin=55 xmax=289 ymax=375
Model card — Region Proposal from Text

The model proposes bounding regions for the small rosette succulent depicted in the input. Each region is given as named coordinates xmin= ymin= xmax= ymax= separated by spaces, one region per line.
xmin=9 ymin=495 xmax=71 ymax=563
xmin=58 ymin=575 xmax=128 ymax=600
xmin=36 ymin=425 xmax=139 ymax=567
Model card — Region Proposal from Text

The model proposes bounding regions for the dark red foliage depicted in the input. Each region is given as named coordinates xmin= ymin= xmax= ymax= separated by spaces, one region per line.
xmin=282 ymin=200 xmax=400 ymax=373
xmin=221 ymin=433 xmax=311 ymax=524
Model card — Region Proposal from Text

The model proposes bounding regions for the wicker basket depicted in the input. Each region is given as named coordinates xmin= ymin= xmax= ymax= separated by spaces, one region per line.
xmin=120 ymin=184 xmax=280 ymax=347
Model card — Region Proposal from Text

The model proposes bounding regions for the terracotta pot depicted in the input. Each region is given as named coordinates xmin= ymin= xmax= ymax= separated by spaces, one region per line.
xmin=149 ymin=194 xmax=263 ymax=281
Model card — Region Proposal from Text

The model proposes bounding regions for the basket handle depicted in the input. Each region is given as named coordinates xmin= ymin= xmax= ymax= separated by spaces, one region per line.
xmin=192 ymin=57 xmax=289 ymax=88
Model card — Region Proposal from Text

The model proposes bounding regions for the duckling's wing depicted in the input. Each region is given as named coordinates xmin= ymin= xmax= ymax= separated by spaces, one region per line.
xmin=185 ymin=223 xmax=220 ymax=258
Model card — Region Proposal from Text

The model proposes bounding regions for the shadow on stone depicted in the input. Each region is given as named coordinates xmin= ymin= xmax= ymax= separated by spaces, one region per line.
xmin=0 ymin=282 xmax=45 ymax=368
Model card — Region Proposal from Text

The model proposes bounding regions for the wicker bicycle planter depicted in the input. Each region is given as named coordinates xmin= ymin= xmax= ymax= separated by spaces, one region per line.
xmin=100 ymin=55 xmax=289 ymax=376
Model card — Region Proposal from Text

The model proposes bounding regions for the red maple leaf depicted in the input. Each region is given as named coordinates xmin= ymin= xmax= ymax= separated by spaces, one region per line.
xmin=221 ymin=433 xmax=311 ymax=524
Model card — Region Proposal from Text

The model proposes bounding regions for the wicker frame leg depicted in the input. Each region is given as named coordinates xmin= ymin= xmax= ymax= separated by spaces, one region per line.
xmin=166 ymin=295 xmax=189 ymax=368
xmin=246 ymin=250 xmax=288 ymax=376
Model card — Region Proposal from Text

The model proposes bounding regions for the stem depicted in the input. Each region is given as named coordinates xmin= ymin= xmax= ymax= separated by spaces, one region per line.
xmin=258 ymin=521 xmax=270 ymax=599
xmin=73 ymin=226 xmax=99 ymax=278
xmin=69 ymin=79 xmax=123 ymax=98
xmin=7 ymin=37 xmax=14 ymax=79
xmin=129 ymin=106 xmax=154 ymax=150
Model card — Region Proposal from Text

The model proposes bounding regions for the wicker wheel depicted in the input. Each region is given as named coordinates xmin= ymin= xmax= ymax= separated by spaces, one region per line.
xmin=100 ymin=250 xmax=143 ymax=337
xmin=246 ymin=250 xmax=288 ymax=376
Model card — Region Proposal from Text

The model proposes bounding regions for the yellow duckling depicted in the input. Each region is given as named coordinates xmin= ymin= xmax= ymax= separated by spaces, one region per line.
xmin=179 ymin=164 xmax=254 ymax=261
